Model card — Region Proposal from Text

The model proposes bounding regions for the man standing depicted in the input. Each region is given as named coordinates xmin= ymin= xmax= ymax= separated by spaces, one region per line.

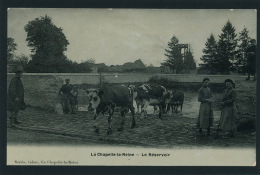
xmin=7 ymin=65 xmax=26 ymax=127
xmin=59 ymin=79 xmax=73 ymax=114
xmin=69 ymin=85 xmax=78 ymax=114
xmin=197 ymin=78 xmax=214 ymax=136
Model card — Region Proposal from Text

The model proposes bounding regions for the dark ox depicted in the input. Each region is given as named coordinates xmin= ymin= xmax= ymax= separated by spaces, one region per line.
xmin=167 ymin=90 xmax=184 ymax=114
xmin=85 ymin=85 xmax=136 ymax=134
xmin=135 ymin=84 xmax=170 ymax=118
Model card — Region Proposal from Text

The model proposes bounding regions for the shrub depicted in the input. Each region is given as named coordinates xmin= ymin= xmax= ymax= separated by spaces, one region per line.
xmin=148 ymin=75 xmax=177 ymax=88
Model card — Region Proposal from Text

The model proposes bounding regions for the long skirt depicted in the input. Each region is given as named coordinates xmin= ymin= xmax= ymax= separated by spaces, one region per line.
xmin=219 ymin=104 xmax=237 ymax=132
xmin=197 ymin=103 xmax=213 ymax=129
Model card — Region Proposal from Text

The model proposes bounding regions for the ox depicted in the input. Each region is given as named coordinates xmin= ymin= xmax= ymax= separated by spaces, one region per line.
xmin=135 ymin=84 xmax=170 ymax=118
xmin=127 ymin=84 xmax=158 ymax=115
xmin=167 ymin=90 xmax=184 ymax=114
xmin=86 ymin=85 xmax=136 ymax=134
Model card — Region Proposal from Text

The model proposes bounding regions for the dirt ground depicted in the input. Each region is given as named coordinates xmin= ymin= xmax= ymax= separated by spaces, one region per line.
xmin=7 ymin=80 xmax=256 ymax=148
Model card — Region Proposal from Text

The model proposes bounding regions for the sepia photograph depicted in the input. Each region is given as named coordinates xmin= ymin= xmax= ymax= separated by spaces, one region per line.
xmin=6 ymin=8 xmax=257 ymax=166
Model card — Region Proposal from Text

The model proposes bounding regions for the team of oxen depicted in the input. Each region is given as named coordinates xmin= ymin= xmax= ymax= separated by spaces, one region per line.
xmin=85 ymin=84 xmax=184 ymax=134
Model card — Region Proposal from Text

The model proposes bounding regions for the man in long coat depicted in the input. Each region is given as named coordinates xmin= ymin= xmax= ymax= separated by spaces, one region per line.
xmin=69 ymin=85 xmax=78 ymax=114
xmin=7 ymin=65 xmax=26 ymax=127
xmin=59 ymin=79 xmax=73 ymax=114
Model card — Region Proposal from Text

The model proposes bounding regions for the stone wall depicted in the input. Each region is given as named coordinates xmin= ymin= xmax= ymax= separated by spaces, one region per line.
xmin=7 ymin=73 xmax=248 ymax=111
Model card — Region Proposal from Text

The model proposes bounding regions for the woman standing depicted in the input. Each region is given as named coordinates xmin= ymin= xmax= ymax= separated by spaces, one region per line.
xmin=219 ymin=79 xmax=237 ymax=137
xmin=197 ymin=78 xmax=214 ymax=136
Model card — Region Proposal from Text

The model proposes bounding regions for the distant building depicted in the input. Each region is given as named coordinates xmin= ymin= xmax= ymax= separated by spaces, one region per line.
xmin=160 ymin=66 xmax=174 ymax=74
xmin=145 ymin=66 xmax=161 ymax=73
xmin=107 ymin=59 xmax=146 ymax=73
xmin=108 ymin=65 xmax=123 ymax=72
xmin=90 ymin=66 xmax=98 ymax=73
xmin=89 ymin=63 xmax=108 ymax=73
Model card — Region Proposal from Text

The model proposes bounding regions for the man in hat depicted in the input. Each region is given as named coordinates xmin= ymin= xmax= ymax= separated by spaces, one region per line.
xmin=59 ymin=79 xmax=73 ymax=114
xmin=7 ymin=65 xmax=26 ymax=127
xmin=69 ymin=85 xmax=78 ymax=114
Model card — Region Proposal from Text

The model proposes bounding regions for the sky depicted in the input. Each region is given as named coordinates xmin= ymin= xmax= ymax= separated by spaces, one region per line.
xmin=8 ymin=8 xmax=257 ymax=67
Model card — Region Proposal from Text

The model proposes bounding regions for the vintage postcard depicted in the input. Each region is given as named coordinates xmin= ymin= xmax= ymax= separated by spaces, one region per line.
xmin=7 ymin=8 xmax=256 ymax=166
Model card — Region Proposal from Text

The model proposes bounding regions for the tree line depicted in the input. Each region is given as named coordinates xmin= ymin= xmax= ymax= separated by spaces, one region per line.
xmin=162 ymin=20 xmax=256 ymax=79
xmin=8 ymin=15 xmax=92 ymax=73
xmin=8 ymin=16 xmax=256 ymax=78
xmin=199 ymin=21 xmax=256 ymax=79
